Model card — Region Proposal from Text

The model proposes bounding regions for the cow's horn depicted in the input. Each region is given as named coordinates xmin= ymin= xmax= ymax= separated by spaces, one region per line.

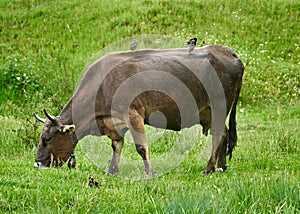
xmin=43 ymin=109 xmax=56 ymax=122
xmin=34 ymin=113 xmax=46 ymax=123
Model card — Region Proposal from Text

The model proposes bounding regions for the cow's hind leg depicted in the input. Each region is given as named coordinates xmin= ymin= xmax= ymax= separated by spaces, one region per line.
xmin=204 ymin=133 xmax=223 ymax=174
xmin=128 ymin=109 xmax=154 ymax=177
xmin=216 ymin=127 xmax=229 ymax=172
xmin=108 ymin=138 xmax=124 ymax=175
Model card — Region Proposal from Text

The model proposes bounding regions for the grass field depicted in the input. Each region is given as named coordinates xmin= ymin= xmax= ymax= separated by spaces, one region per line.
xmin=0 ymin=0 xmax=299 ymax=213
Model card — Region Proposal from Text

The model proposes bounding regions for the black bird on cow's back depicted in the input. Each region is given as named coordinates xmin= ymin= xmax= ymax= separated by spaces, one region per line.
xmin=186 ymin=37 xmax=197 ymax=54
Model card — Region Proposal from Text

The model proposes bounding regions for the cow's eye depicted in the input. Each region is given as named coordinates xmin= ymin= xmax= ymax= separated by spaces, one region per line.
xmin=44 ymin=136 xmax=52 ymax=144
xmin=45 ymin=137 xmax=52 ymax=141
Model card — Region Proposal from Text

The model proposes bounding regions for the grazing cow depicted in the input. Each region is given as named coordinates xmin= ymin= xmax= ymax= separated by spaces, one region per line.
xmin=34 ymin=45 xmax=244 ymax=174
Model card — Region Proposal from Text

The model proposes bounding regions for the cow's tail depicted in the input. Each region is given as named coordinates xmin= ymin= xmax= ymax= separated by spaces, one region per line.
xmin=227 ymin=80 xmax=242 ymax=160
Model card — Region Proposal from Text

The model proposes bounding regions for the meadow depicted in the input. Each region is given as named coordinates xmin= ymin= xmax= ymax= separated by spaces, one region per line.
xmin=0 ymin=0 xmax=299 ymax=213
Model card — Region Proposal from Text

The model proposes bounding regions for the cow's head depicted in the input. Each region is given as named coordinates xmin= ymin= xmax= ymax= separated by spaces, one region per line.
xmin=33 ymin=109 xmax=77 ymax=168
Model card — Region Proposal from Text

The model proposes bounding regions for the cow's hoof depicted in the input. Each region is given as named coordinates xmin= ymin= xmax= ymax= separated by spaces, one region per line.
xmin=107 ymin=168 xmax=119 ymax=175
xmin=215 ymin=167 xmax=224 ymax=172
xmin=203 ymin=166 xmax=215 ymax=174
xmin=217 ymin=164 xmax=227 ymax=171
xmin=203 ymin=169 xmax=212 ymax=174
xmin=144 ymin=170 xmax=156 ymax=179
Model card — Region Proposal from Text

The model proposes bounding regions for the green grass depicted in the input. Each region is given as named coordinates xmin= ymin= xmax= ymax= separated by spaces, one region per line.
xmin=0 ymin=0 xmax=299 ymax=213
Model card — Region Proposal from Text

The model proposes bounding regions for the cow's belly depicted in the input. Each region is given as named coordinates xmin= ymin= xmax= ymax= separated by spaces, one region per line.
xmin=139 ymin=93 xmax=205 ymax=131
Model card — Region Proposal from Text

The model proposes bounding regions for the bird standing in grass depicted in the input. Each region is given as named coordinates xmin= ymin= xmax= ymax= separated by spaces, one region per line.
xmin=187 ymin=38 xmax=197 ymax=54
xmin=88 ymin=176 xmax=95 ymax=187
xmin=130 ymin=40 xmax=137 ymax=50
xmin=89 ymin=176 xmax=100 ymax=188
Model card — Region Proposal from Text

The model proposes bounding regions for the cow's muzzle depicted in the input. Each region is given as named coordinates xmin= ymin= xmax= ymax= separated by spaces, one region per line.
xmin=33 ymin=161 xmax=49 ymax=169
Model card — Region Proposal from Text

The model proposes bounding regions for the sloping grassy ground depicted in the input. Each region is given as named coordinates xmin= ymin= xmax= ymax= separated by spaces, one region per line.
xmin=0 ymin=0 xmax=299 ymax=213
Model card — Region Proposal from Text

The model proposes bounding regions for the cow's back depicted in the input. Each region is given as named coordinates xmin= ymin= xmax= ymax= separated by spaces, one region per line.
xmin=90 ymin=45 xmax=243 ymax=131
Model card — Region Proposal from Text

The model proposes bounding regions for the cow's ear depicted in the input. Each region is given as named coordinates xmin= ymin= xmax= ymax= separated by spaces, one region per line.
xmin=62 ymin=125 xmax=76 ymax=134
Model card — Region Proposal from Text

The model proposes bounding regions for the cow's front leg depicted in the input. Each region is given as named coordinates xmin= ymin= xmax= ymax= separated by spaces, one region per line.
xmin=134 ymin=135 xmax=153 ymax=175
xmin=128 ymin=109 xmax=154 ymax=176
xmin=107 ymin=138 xmax=124 ymax=175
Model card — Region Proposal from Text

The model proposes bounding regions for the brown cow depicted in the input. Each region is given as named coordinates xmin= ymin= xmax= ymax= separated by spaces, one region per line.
xmin=34 ymin=45 xmax=244 ymax=174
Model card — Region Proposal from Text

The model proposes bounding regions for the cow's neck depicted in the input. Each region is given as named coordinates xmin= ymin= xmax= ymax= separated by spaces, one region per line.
xmin=59 ymin=98 xmax=102 ymax=141
xmin=60 ymin=99 xmax=73 ymax=125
